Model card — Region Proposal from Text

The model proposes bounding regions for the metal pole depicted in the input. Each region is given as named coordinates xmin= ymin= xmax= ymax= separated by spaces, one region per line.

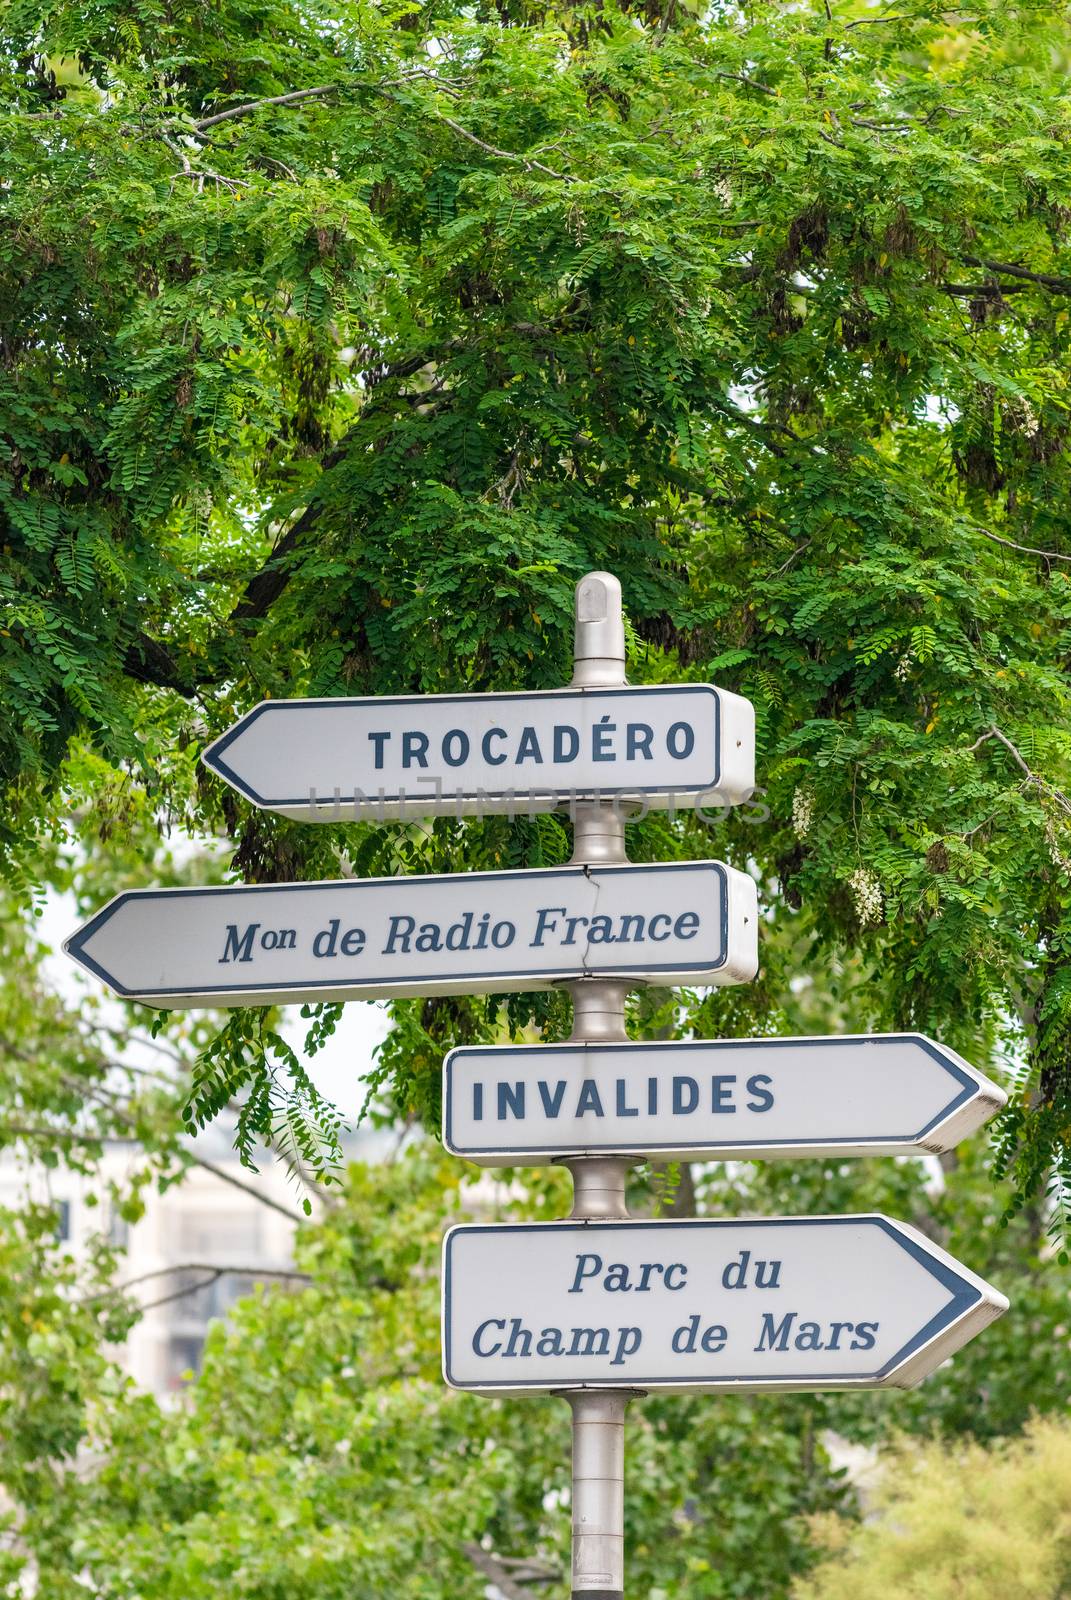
xmin=558 ymin=572 xmax=641 ymax=1600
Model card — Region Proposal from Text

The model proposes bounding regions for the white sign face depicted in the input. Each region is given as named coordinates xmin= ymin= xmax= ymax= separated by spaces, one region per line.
xmin=64 ymin=861 xmax=758 ymax=1008
xmin=201 ymin=685 xmax=755 ymax=820
xmin=443 ymin=1035 xmax=1006 ymax=1165
xmin=442 ymin=1217 xmax=1006 ymax=1395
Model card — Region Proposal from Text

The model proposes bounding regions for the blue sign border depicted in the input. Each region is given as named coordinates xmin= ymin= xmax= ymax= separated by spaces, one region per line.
xmin=442 ymin=1216 xmax=983 ymax=1389
xmin=442 ymin=1035 xmax=979 ymax=1156
xmin=202 ymin=686 xmax=723 ymax=808
xmin=64 ymin=862 xmax=731 ymax=1001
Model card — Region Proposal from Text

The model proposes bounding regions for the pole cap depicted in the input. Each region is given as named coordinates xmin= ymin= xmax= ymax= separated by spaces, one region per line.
xmin=573 ymin=572 xmax=626 ymax=687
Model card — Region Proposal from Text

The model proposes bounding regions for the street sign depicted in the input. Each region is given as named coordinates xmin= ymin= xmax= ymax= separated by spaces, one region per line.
xmin=201 ymin=685 xmax=755 ymax=820
xmin=443 ymin=1034 xmax=1006 ymax=1165
xmin=64 ymin=861 xmax=758 ymax=1008
xmin=442 ymin=1216 xmax=1007 ymax=1395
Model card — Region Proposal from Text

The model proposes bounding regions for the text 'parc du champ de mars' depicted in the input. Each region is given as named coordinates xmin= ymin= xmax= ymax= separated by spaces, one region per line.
xmin=468 ymin=1249 xmax=881 ymax=1369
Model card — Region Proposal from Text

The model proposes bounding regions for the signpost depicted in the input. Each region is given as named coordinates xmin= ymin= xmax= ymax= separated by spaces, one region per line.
xmin=63 ymin=860 xmax=758 ymax=1008
xmin=443 ymin=1034 xmax=1006 ymax=1165
xmin=66 ymin=568 xmax=1008 ymax=1600
xmin=201 ymin=683 xmax=756 ymax=820
xmin=442 ymin=1216 xmax=1007 ymax=1394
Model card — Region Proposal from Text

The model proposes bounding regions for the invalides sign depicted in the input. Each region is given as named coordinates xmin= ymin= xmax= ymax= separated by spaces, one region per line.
xmin=443 ymin=1034 xmax=1006 ymax=1165
xmin=200 ymin=685 xmax=755 ymax=820
xmin=64 ymin=861 xmax=758 ymax=1008
xmin=442 ymin=1217 xmax=1007 ymax=1395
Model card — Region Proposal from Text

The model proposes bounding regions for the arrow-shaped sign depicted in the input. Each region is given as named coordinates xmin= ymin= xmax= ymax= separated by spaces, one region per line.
xmin=442 ymin=1034 xmax=1006 ymax=1165
xmin=201 ymin=685 xmax=755 ymax=820
xmin=442 ymin=1216 xmax=1007 ymax=1395
xmin=64 ymin=861 xmax=758 ymax=1008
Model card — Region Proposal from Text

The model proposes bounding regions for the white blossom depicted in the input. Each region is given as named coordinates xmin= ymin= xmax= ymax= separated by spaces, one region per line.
xmin=791 ymin=785 xmax=815 ymax=839
xmin=849 ymin=866 xmax=883 ymax=927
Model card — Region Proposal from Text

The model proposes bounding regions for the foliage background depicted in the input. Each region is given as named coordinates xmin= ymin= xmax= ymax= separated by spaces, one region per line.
xmin=2 ymin=0 xmax=1071 ymax=1590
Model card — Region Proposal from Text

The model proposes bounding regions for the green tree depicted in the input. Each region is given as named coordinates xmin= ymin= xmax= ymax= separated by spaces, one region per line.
xmin=3 ymin=0 xmax=1071 ymax=1584
xmin=793 ymin=1414 xmax=1071 ymax=1600
xmin=4 ymin=0 xmax=1071 ymax=1228
xmin=0 ymin=1148 xmax=853 ymax=1600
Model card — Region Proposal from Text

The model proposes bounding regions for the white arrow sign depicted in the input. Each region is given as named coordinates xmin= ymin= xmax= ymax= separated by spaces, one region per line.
xmin=64 ymin=861 xmax=758 ymax=1008
xmin=443 ymin=1035 xmax=1006 ymax=1165
xmin=442 ymin=1217 xmax=1007 ymax=1395
xmin=201 ymin=685 xmax=755 ymax=820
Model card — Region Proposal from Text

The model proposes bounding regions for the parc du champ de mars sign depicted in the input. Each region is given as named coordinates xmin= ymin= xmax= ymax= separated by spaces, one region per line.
xmin=65 ymin=572 xmax=1007 ymax=1599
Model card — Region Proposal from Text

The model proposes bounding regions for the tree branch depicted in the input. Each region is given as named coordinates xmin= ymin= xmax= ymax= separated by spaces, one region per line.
xmin=960 ymin=254 xmax=1071 ymax=295
xmin=136 ymin=1270 xmax=225 ymax=1313
xmin=122 ymin=630 xmax=199 ymax=695
xmin=193 ymin=85 xmax=339 ymax=131
xmin=970 ymin=726 xmax=1071 ymax=818
xmin=942 ymin=282 xmax=1031 ymax=297
xmin=463 ymin=1545 xmax=559 ymax=1598
xmin=59 ymin=1073 xmax=308 ymax=1224
xmin=0 ymin=1123 xmax=138 ymax=1145
xmin=230 ymin=340 xmax=460 ymax=622
xmin=433 ymin=112 xmax=573 ymax=180
xmin=85 ymin=1261 xmax=310 ymax=1301
xmin=716 ymin=71 xmax=778 ymax=96
xmin=179 ymin=1152 xmax=308 ymax=1223
xmin=972 ymin=525 xmax=1071 ymax=564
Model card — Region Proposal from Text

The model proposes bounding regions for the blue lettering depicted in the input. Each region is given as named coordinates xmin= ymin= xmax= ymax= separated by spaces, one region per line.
xmin=576 ymin=1080 xmax=605 ymax=1118
xmin=592 ymin=715 xmax=616 ymax=761
xmin=667 ymin=721 xmax=695 ymax=759
xmin=482 ymin=727 xmax=508 ymax=765
xmin=383 ymin=915 xmax=415 ymax=954
xmin=538 ymin=1080 xmax=567 ymax=1118
xmin=672 ymin=1076 xmax=699 ymax=1115
xmin=220 ymin=923 xmax=259 ymax=964
xmin=401 ymin=730 xmax=429 ymax=768
xmin=473 ymin=1318 xmax=505 ymax=1357
xmin=442 ymin=729 xmax=470 ymax=767
xmin=746 ymin=1073 xmax=775 ymax=1113
xmin=712 ymin=1075 xmax=737 ymax=1113
xmin=368 ymin=730 xmax=390 ymax=769
xmin=615 ymin=1080 xmax=640 ymax=1118
xmin=626 ymin=723 xmax=653 ymax=761
xmin=755 ymin=1311 xmax=795 ymax=1352
xmin=497 ymin=1082 xmax=525 ymax=1120
xmin=531 ymin=906 xmax=565 ymax=947
xmin=569 ymin=1254 xmax=603 ymax=1293
xmin=516 ymin=726 xmax=543 ymax=764
xmin=503 ymin=1318 xmax=531 ymax=1358
xmin=612 ymin=1328 xmax=642 ymax=1365
xmin=553 ymin=725 xmax=580 ymax=763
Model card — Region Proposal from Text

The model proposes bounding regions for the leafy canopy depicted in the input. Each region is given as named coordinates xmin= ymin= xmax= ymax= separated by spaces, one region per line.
xmin=2 ymin=0 xmax=1071 ymax=1234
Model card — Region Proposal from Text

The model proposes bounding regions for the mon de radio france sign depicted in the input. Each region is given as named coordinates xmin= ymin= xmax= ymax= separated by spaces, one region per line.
xmin=442 ymin=1217 xmax=1007 ymax=1396
xmin=63 ymin=861 xmax=758 ymax=1008
xmin=201 ymin=685 xmax=755 ymax=820
xmin=443 ymin=1034 xmax=1006 ymax=1165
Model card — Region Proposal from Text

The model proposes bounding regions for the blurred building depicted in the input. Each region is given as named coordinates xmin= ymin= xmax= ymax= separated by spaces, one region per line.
xmin=0 ymin=1118 xmax=385 ymax=1395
